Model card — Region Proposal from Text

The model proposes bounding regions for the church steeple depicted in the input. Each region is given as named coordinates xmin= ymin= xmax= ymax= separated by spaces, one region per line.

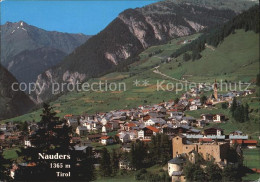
xmin=214 ymin=79 xmax=218 ymax=100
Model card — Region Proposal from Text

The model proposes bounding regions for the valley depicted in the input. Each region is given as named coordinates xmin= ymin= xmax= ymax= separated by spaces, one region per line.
xmin=0 ymin=1 xmax=259 ymax=181
xmin=6 ymin=29 xmax=259 ymax=123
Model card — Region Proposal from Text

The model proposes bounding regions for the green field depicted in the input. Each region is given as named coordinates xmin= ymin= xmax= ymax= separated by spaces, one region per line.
xmin=242 ymin=148 xmax=260 ymax=181
xmin=158 ymin=30 xmax=259 ymax=83
xmin=3 ymin=148 xmax=20 ymax=160
xmin=3 ymin=30 xmax=259 ymax=124
xmin=91 ymin=143 xmax=121 ymax=153
xmin=243 ymin=148 xmax=260 ymax=169
xmin=95 ymin=173 xmax=138 ymax=182
xmin=95 ymin=164 xmax=166 ymax=182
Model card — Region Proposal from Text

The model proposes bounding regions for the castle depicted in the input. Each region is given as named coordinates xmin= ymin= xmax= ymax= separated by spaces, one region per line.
xmin=168 ymin=135 xmax=230 ymax=181
xmin=172 ymin=135 xmax=229 ymax=163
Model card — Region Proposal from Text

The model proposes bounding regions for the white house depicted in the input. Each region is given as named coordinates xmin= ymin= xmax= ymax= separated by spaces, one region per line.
xmin=0 ymin=124 xmax=7 ymax=131
xmin=67 ymin=118 xmax=78 ymax=129
xmin=119 ymin=159 xmax=132 ymax=170
xmin=213 ymin=114 xmax=225 ymax=123
xmin=82 ymin=120 xmax=98 ymax=131
xmin=189 ymin=105 xmax=198 ymax=111
xmin=119 ymin=133 xmax=130 ymax=143
xmin=24 ymin=140 xmax=32 ymax=147
xmin=138 ymin=126 xmax=159 ymax=140
xmin=101 ymin=117 xmax=109 ymax=125
xmin=129 ymin=131 xmax=138 ymax=140
xmin=138 ymin=130 xmax=144 ymax=139
xmin=197 ymin=120 xmax=206 ymax=128
xmin=100 ymin=136 xmax=114 ymax=145
xmin=76 ymin=126 xmax=88 ymax=136
xmin=144 ymin=118 xmax=166 ymax=126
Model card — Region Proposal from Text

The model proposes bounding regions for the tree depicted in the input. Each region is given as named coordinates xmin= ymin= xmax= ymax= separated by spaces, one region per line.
xmin=244 ymin=103 xmax=249 ymax=121
xmin=100 ymin=148 xmax=112 ymax=176
xmin=256 ymin=73 xmax=260 ymax=87
xmin=111 ymin=149 xmax=119 ymax=176
xmin=21 ymin=121 xmax=29 ymax=134
xmin=174 ymin=97 xmax=180 ymax=105
xmin=233 ymin=106 xmax=243 ymax=122
xmin=200 ymin=95 xmax=207 ymax=105
xmin=0 ymin=150 xmax=11 ymax=181
xmin=221 ymin=102 xmax=228 ymax=109
xmin=130 ymin=141 xmax=147 ymax=170
xmin=205 ymin=160 xmax=222 ymax=181
xmin=149 ymin=134 xmax=171 ymax=165
xmin=183 ymin=161 xmax=205 ymax=182
xmin=73 ymin=150 xmax=95 ymax=181
xmin=230 ymin=97 xmax=237 ymax=116
xmin=222 ymin=164 xmax=241 ymax=182
xmin=183 ymin=53 xmax=191 ymax=61
xmin=240 ymin=105 xmax=245 ymax=123
xmin=15 ymin=103 xmax=96 ymax=181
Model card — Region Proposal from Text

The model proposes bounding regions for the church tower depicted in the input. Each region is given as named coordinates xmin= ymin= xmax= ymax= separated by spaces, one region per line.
xmin=213 ymin=79 xmax=218 ymax=100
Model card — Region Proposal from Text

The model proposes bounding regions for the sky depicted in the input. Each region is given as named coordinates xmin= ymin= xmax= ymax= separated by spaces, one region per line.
xmin=1 ymin=0 xmax=158 ymax=35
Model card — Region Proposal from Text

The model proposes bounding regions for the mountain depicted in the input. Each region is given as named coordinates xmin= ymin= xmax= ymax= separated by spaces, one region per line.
xmin=174 ymin=0 xmax=258 ymax=13
xmin=31 ymin=0 xmax=247 ymax=103
xmin=0 ymin=21 xmax=91 ymax=85
xmin=7 ymin=47 xmax=67 ymax=85
xmin=0 ymin=64 xmax=35 ymax=120
xmin=1 ymin=21 xmax=91 ymax=66
xmin=7 ymin=4 xmax=259 ymax=122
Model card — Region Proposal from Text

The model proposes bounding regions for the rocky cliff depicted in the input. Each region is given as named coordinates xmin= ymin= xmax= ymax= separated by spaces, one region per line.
xmin=32 ymin=1 xmax=238 ymax=103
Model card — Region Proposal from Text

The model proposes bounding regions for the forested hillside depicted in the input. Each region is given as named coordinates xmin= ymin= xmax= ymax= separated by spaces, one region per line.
xmin=0 ymin=64 xmax=35 ymax=120
xmin=171 ymin=5 xmax=259 ymax=60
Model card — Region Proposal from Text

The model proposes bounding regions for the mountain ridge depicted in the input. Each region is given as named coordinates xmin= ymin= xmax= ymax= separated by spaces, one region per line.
xmin=1 ymin=20 xmax=91 ymax=65
xmin=32 ymin=1 xmax=240 ymax=103
xmin=0 ymin=64 xmax=35 ymax=120
xmin=7 ymin=47 xmax=67 ymax=85
xmin=1 ymin=21 xmax=91 ymax=86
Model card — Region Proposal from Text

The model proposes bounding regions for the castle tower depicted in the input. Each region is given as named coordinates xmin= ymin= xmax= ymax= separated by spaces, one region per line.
xmin=214 ymin=79 xmax=218 ymax=100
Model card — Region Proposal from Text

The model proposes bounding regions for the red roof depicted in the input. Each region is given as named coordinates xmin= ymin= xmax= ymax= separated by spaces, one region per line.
xmin=100 ymin=136 xmax=110 ymax=140
xmin=232 ymin=139 xmax=243 ymax=144
xmin=143 ymin=115 xmax=151 ymax=121
xmin=146 ymin=126 xmax=159 ymax=133
xmin=105 ymin=123 xmax=112 ymax=128
xmin=143 ymin=139 xmax=151 ymax=142
xmin=199 ymin=138 xmax=213 ymax=142
xmin=27 ymin=162 xmax=36 ymax=167
xmin=244 ymin=140 xmax=257 ymax=144
xmin=232 ymin=139 xmax=257 ymax=144
xmin=127 ymin=123 xmax=137 ymax=127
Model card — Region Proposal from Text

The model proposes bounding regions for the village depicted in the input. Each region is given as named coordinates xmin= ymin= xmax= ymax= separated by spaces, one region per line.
xmin=0 ymin=81 xmax=258 ymax=181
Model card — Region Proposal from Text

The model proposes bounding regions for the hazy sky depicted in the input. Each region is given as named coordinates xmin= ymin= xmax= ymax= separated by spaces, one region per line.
xmin=1 ymin=0 xmax=158 ymax=35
